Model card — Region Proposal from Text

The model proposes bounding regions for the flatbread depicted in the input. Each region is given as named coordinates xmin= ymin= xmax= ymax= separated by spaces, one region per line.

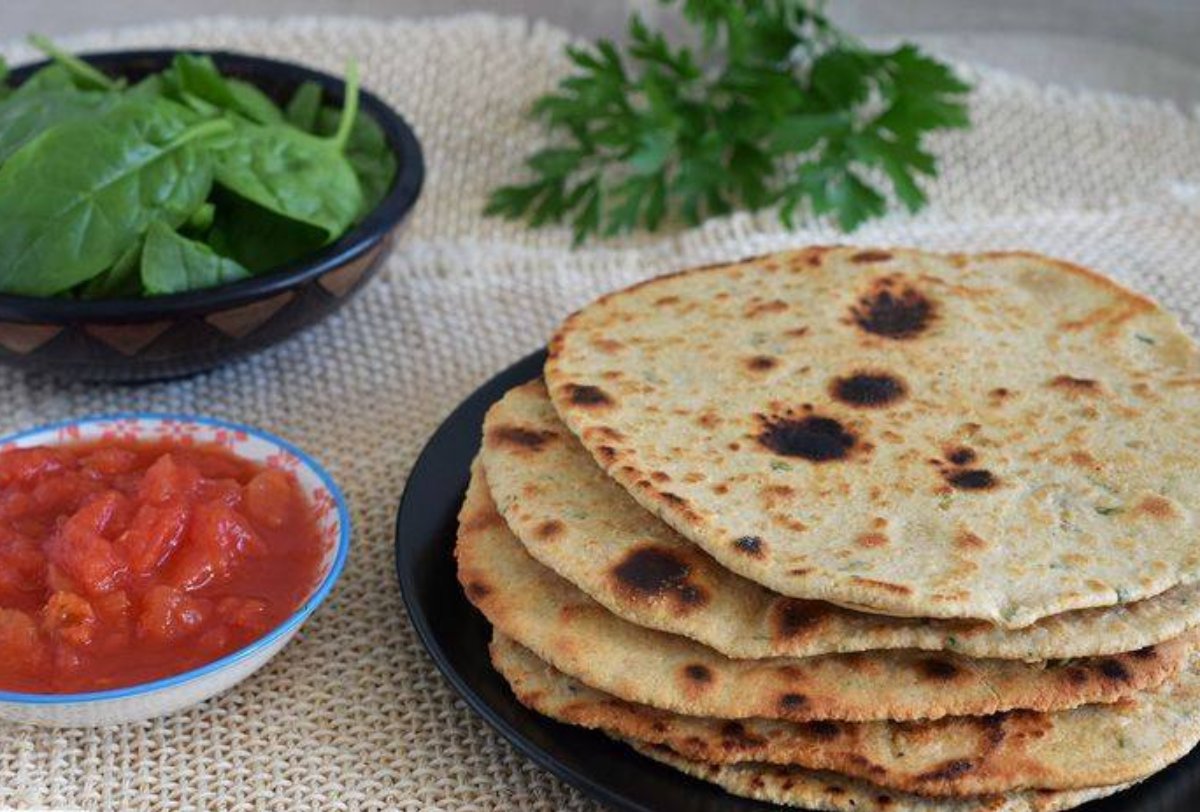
xmin=633 ymin=742 xmax=1129 ymax=812
xmin=456 ymin=461 xmax=1193 ymax=722
xmin=544 ymin=247 xmax=1200 ymax=627
xmin=491 ymin=633 xmax=1200 ymax=796
xmin=481 ymin=379 xmax=1200 ymax=660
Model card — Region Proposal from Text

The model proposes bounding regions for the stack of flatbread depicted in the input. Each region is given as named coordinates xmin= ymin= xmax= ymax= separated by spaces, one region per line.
xmin=456 ymin=246 xmax=1200 ymax=810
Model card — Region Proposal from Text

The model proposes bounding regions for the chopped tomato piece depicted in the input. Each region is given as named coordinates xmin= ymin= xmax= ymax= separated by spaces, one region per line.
xmin=93 ymin=590 xmax=132 ymax=624
xmin=32 ymin=471 xmax=100 ymax=516
xmin=138 ymin=454 xmax=200 ymax=505
xmin=116 ymin=502 xmax=190 ymax=576
xmin=45 ymin=529 xmax=126 ymax=595
xmin=81 ymin=447 xmax=140 ymax=477
xmin=137 ymin=585 xmax=210 ymax=642
xmin=182 ymin=449 xmax=245 ymax=480
xmin=244 ymin=469 xmax=294 ymax=529
xmin=65 ymin=491 xmax=132 ymax=539
xmin=217 ymin=597 xmax=270 ymax=631
xmin=0 ymin=447 xmax=68 ymax=486
xmin=45 ymin=495 xmax=130 ymax=595
xmin=41 ymin=592 xmax=98 ymax=648
xmin=170 ymin=501 xmax=266 ymax=591
xmin=196 ymin=478 xmax=243 ymax=508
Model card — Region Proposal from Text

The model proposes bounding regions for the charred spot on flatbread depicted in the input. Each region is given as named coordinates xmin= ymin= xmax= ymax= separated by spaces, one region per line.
xmin=464 ymin=581 xmax=491 ymax=601
xmin=945 ymin=469 xmax=998 ymax=490
xmin=609 ymin=545 xmax=708 ymax=613
xmin=771 ymin=599 xmax=830 ymax=641
xmin=777 ymin=692 xmax=809 ymax=713
xmin=830 ymin=372 xmax=908 ymax=408
xmin=850 ymin=277 xmax=935 ymax=339
xmin=1048 ymin=375 xmax=1102 ymax=397
xmin=1095 ymin=658 xmax=1132 ymax=683
xmin=488 ymin=425 xmax=556 ymax=452
xmin=851 ymin=250 xmax=894 ymax=264
xmin=757 ymin=414 xmax=857 ymax=461
xmin=562 ymin=383 xmax=614 ymax=408
xmin=917 ymin=657 xmax=962 ymax=681
xmin=733 ymin=535 xmax=766 ymax=558
xmin=916 ymin=759 xmax=975 ymax=783
xmin=533 ymin=519 xmax=564 ymax=541
xmin=946 ymin=447 xmax=976 ymax=465
xmin=719 ymin=721 xmax=768 ymax=749
xmin=799 ymin=720 xmax=841 ymax=741
xmin=745 ymin=355 xmax=779 ymax=372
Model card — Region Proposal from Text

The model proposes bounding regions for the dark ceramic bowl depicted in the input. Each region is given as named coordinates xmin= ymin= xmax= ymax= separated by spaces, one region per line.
xmin=0 ymin=50 xmax=424 ymax=383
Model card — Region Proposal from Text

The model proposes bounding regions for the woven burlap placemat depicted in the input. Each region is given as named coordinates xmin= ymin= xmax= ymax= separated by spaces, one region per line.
xmin=0 ymin=14 xmax=1198 ymax=811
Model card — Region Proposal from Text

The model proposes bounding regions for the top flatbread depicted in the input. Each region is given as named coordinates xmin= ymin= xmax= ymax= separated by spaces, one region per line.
xmin=545 ymin=247 xmax=1200 ymax=626
xmin=481 ymin=379 xmax=1200 ymax=659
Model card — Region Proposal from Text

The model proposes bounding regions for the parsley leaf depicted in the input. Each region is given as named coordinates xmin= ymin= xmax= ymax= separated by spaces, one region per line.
xmin=486 ymin=0 xmax=971 ymax=242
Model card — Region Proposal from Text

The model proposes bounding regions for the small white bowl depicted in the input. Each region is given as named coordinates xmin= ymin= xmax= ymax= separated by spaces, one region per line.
xmin=0 ymin=413 xmax=351 ymax=727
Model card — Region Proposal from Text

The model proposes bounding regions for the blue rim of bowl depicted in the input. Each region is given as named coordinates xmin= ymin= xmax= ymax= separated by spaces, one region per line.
xmin=0 ymin=49 xmax=425 ymax=323
xmin=0 ymin=412 xmax=352 ymax=705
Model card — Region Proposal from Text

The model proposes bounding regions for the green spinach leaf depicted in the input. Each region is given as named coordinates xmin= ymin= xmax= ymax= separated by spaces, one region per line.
xmin=206 ymin=187 xmax=327 ymax=273
xmin=213 ymin=121 xmax=363 ymax=240
xmin=141 ymin=220 xmax=250 ymax=295
xmin=0 ymin=88 xmax=118 ymax=164
xmin=183 ymin=201 xmax=216 ymax=234
xmin=163 ymin=54 xmax=284 ymax=124
xmin=212 ymin=62 xmax=363 ymax=239
xmin=0 ymin=98 xmax=228 ymax=295
xmin=226 ymin=79 xmax=285 ymax=124
xmin=125 ymin=73 xmax=165 ymax=100
xmin=79 ymin=237 xmax=143 ymax=299
xmin=315 ymin=104 xmax=397 ymax=214
xmin=10 ymin=64 xmax=77 ymax=97
xmin=285 ymin=80 xmax=323 ymax=132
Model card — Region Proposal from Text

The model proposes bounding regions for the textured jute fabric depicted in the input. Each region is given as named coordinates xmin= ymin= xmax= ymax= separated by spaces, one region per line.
xmin=0 ymin=14 xmax=1198 ymax=811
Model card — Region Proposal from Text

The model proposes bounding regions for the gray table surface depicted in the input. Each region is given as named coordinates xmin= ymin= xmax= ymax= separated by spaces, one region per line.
xmin=3 ymin=1 xmax=1200 ymax=108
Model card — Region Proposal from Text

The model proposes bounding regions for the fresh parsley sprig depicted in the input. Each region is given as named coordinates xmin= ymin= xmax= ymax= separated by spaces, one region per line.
xmin=486 ymin=0 xmax=971 ymax=243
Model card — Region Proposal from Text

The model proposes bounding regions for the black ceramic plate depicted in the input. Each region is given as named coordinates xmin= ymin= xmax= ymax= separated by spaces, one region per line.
xmin=396 ymin=350 xmax=1200 ymax=812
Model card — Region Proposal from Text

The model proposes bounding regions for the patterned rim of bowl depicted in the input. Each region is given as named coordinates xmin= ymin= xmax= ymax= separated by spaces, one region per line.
xmin=0 ymin=413 xmax=351 ymax=705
